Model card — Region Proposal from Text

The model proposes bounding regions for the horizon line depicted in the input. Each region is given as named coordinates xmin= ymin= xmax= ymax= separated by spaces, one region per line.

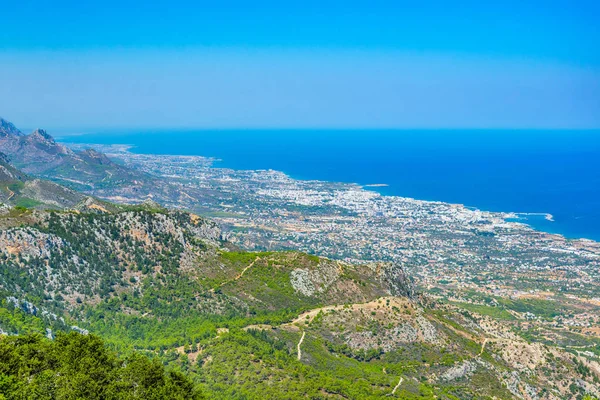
xmin=40 ymin=126 xmax=600 ymax=137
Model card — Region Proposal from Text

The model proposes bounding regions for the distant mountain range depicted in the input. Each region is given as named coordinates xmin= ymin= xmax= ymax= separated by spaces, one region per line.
xmin=0 ymin=118 xmax=154 ymax=191
xmin=0 ymin=117 xmax=215 ymax=209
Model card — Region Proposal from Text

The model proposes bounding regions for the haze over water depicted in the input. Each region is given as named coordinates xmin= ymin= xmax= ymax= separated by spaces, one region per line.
xmin=61 ymin=129 xmax=600 ymax=241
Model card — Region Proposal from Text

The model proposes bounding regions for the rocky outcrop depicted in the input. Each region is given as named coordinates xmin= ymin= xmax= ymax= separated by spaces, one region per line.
xmin=0 ymin=118 xmax=23 ymax=137
xmin=375 ymin=262 xmax=417 ymax=299
xmin=0 ymin=228 xmax=65 ymax=259
xmin=290 ymin=259 xmax=340 ymax=297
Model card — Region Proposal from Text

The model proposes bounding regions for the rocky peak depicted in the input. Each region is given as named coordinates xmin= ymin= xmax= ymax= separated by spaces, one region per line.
xmin=141 ymin=199 xmax=163 ymax=209
xmin=82 ymin=148 xmax=113 ymax=164
xmin=0 ymin=118 xmax=24 ymax=137
xmin=22 ymin=129 xmax=74 ymax=158
xmin=29 ymin=129 xmax=55 ymax=143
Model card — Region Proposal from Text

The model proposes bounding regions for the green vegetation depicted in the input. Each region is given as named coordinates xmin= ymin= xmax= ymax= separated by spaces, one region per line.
xmin=0 ymin=206 xmax=598 ymax=399
xmin=0 ymin=333 xmax=202 ymax=399
xmin=14 ymin=197 xmax=42 ymax=209
xmin=198 ymin=328 xmax=436 ymax=399
xmin=451 ymin=301 xmax=516 ymax=321
xmin=6 ymin=182 xmax=24 ymax=192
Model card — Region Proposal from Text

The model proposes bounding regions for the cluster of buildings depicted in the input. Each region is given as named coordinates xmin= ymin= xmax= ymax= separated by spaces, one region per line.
xmin=86 ymin=145 xmax=600 ymax=334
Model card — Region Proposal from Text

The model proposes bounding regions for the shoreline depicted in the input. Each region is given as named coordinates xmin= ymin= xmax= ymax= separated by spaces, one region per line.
xmin=61 ymin=140 xmax=596 ymax=243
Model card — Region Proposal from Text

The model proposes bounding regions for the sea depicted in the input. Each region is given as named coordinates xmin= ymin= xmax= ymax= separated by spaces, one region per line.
xmin=58 ymin=129 xmax=600 ymax=241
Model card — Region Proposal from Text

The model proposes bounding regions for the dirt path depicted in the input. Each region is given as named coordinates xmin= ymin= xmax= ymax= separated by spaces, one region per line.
xmin=297 ymin=331 xmax=306 ymax=361
xmin=478 ymin=338 xmax=488 ymax=356
xmin=283 ymin=296 xmax=404 ymax=328
xmin=6 ymin=186 xmax=14 ymax=201
xmin=235 ymin=257 xmax=260 ymax=281
xmin=211 ymin=257 xmax=261 ymax=292
xmin=388 ymin=377 xmax=403 ymax=396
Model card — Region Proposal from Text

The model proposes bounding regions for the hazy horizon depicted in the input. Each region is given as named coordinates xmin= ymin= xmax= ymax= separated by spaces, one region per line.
xmin=2 ymin=1 xmax=599 ymax=131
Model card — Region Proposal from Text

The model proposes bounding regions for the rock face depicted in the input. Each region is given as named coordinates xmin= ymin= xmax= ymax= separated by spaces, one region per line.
xmin=290 ymin=259 xmax=340 ymax=297
xmin=441 ymin=360 xmax=478 ymax=381
xmin=0 ymin=228 xmax=65 ymax=259
xmin=290 ymin=269 xmax=317 ymax=296
xmin=378 ymin=262 xmax=417 ymax=298
xmin=288 ymin=261 xmax=418 ymax=301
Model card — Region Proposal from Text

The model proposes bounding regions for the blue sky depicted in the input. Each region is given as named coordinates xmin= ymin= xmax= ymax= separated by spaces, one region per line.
xmin=1 ymin=0 xmax=599 ymax=130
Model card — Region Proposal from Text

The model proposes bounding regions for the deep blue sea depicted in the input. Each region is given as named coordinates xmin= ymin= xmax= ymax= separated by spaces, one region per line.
xmin=59 ymin=130 xmax=600 ymax=241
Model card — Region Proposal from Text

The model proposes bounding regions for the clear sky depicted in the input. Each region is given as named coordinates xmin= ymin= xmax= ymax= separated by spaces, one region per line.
xmin=1 ymin=0 xmax=599 ymax=131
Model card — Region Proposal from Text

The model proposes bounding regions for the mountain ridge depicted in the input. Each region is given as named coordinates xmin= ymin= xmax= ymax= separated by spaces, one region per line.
xmin=0 ymin=118 xmax=23 ymax=137
xmin=0 ymin=116 xmax=599 ymax=399
xmin=0 ymin=117 xmax=214 ymax=211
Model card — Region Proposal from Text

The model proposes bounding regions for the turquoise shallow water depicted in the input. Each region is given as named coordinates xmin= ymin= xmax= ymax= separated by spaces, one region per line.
xmin=60 ymin=129 xmax=600 ymax=241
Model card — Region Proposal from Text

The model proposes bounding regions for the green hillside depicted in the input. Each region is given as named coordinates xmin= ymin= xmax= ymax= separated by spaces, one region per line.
xmin=0 ymin=202 xmax=598 ymax=399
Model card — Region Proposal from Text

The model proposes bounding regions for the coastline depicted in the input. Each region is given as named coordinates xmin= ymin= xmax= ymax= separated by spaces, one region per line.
xmin=61 ymin=138 xmax=597 ymax=243
xmin=357 ymin=182 xmax=589 ymax=241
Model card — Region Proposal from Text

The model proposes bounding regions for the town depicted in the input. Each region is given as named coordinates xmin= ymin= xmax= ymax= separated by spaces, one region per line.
xmin=68 ymin=143 xmax=600 ymax=342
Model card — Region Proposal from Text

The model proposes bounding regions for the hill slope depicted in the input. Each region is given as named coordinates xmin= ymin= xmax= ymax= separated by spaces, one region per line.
xmin=0 ymin=118 xmax=598 ymax=399
xmin=0 ymin=117 xmax=221 ymax=211
xmin=0 ymin=118 xmax=169 ymax=201
xmin=0 ymin=200 xmax=598 ymax=399
xmin=0 ymin=151 xmax=86 ymax=211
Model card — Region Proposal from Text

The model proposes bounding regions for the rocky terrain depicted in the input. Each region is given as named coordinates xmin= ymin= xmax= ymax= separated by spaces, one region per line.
xmin=0 ymin=193 xmax=597 ymax=398
xmin=0 ymin=118 xmax=174 ymax=203
xmin=0 ymin=117 xmax=599 ymax=399
xmin=0 ymin=151 xmax=87 ymax=211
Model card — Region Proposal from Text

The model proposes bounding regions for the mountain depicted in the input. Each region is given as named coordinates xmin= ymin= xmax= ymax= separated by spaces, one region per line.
xmin=0 ymin=118 xmax=158 ymax=197
xmin=0 ymin=118 xmax=23 ymax=137
xmin=0 ymin=152 xmax=26 ymax=182
xmin=0 ymin=117 xmax=598 ymax=399
xmin=0 ymin=151 xmax=87 ymax=212
xmin=0 ymin=201 xmax=598 ymax=399
xmin=0 ymin=117 xmax=211 ymax=209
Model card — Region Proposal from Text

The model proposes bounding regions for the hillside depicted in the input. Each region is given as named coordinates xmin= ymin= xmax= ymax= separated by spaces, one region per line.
xmin=0 ymin=151 xmax=88 ymax=210
xmin=0 ymin=191 xmax=598 ymax=399
xmin=0 ymin=118 xmax=168 ymax=201
xmin=0 ymin=118 xmax=598 ymax=398
xmin=0 ymin=118 xmax=222 ymax=212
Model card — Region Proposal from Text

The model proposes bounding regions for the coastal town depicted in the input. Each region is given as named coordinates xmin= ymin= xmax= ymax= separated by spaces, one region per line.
xmin=70 ymin=144 xmax=600 ymax=326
